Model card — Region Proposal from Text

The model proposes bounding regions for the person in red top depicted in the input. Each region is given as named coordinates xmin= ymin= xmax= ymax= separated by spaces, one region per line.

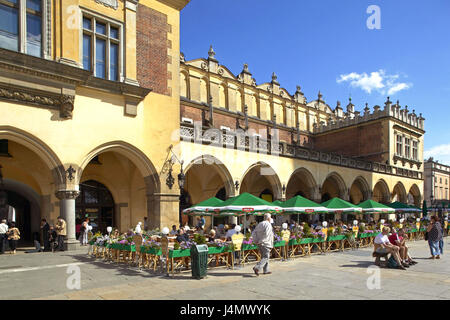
xmin=388 ymin=228 xmax=417 ymax=266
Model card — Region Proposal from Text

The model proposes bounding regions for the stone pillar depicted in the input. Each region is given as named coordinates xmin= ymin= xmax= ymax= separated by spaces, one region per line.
xmin=147 ymin=193 xmax=180 ymax=230
xmin=55 ymin=190 xmax=80 ymax=251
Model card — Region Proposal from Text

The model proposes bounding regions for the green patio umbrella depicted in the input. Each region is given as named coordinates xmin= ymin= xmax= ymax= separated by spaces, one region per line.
xmin=357 ymin=199 xmax=395 ymax=214
xmin=388 ymin=201 xmax=419 ymax=213
xmin=281 ymin=195 xmax=328 ymax=214
xmin=182 ymin=197 xmax=224 ymax=215
xmin=272 ymin=200 xmax=284 ymax=206
xmin=321 ymin=197 xmax=363 ymax=213
xmin=213 ymin=192 xmax=282 ymax=216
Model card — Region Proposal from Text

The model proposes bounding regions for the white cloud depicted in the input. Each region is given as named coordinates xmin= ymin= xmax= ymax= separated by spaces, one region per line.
xmin=424 ymin=144 xmax=450 ymax=165
xmin=337 ymin=69 xmax=411 ymax=96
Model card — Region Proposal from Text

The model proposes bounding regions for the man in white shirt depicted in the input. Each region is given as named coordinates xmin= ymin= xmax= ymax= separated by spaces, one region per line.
xmin=252 ymin=213 xmax=274 ymax=276
xmin=374 ymin=227 xmax=405 ymax=270
xmin=225 ymin=224 xmax=236 ymax=240
xmin=0 ymin=219 xmax=8 ymax=254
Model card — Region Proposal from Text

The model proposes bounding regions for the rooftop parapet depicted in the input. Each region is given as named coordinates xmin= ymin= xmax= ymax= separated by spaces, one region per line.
xmin=313 ymin=97 xmax=425 ymax=133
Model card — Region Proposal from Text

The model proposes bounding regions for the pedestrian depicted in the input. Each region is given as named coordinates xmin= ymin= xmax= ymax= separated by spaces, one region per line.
xmin=48 ymin=226 xmax=58 ymax=252
xmin=438 ymin=217 xmax=444 ymax=256
xmin=426 ymin=216 xmax=443 ymax=260
xmin=40 ymin=219 xmax=50 ymax=251
xmin=7 ymin=222 xmax=20 ymax=254
xmin=0 ymin=219 xmax=8 ymax=254
xmin=135 ymin=222 xmax=142 ymax=234
xmin=55 ymin=216 xmax=67 ymax=251
xmin=79 ymin=218 xmax=89 ymax=246
xmin=251 ymin=213 xmax=274 ymax=276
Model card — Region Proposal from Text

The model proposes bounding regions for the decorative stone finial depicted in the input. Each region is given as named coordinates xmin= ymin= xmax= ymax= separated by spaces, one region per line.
xmin=242 ymin=63 xmax=251 ymax=74
xmin=271 ymin=72 xmax=279 ymax=85
xmin=296 ymin=85 xmax=302 ymax=93
xmin=180 ymin=52 xmax=186 ymax=63
xmin=208 ymin=45 xmax=215 ymax=58
xmin=364 ymin=103 xmax=370 ymax=114
xmin=336 ymin=100 xmax=341 ymax=108
xmin=318 ymin=91 xmax=323 ymax=101
xmin=404 ymin=105 xmax=408 ymax=112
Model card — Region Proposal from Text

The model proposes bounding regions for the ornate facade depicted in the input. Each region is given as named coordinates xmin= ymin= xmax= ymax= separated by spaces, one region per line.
xmin=0 ymin=0 xmax=425 ymax=249
xmin=178 ymin=47 xmax=425 ymax=225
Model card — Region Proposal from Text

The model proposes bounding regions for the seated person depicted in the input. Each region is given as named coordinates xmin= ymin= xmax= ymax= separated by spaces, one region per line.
xmin=374 ymin=227 xmax=407 ymax=270
xmin=388 ymin=228 xmax=417 ymax=266
xmin=225 ymin=224 xmax=236 ymax=240
xmin=207 ymin=229 xmax=217 ymax=242
xmin=176 ymin=228 xmax=189 ymax=243
xmin=169 ymin=225 xmax=178 ymax=236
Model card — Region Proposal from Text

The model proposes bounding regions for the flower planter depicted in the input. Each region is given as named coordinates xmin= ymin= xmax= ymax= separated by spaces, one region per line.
xmin=311 ymin=238 xmax=325 ymax=243
xmin=111 ymin=244 xmax=136 ymax=252
xmin=273 ymin=241 xmax=286 ymax=247
xmin=141 ymin=246 xmax=162 ymax=255
xmin=169 ymin=248 xmax=191 ymax=258
xmin=326 ymin=235 xmax=346 ymax=241
xmin=208 ymin=246 xmax=230 ymax=254
xmin=358 ymin=232 xmax=378 ymax=239
xmin=242 ymin=244 xmax=259 ymax=251
xmin=298 ymin=238 xmax=313 ymax=244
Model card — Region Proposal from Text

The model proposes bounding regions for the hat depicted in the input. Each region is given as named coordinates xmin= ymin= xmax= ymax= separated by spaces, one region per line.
xmin=282 ymin=223 xmax=288 ymax=230
xmin=234 ymin=225 xmax=241 ymax=232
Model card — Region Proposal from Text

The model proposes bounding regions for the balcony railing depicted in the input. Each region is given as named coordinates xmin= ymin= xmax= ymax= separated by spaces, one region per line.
xmin=180 ymin=124 xmax=423 ymax=180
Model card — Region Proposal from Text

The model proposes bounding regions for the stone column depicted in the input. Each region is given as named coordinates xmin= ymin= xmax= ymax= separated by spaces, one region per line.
xmin=55 ymin=190 xmax=80 ymax=250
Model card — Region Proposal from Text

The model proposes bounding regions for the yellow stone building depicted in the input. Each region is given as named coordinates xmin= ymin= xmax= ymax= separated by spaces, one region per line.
xmin=0 ymin=0 xmax=425 ymax=249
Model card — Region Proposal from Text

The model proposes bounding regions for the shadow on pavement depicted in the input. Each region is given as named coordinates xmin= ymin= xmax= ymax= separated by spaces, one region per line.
xmin=339 ymin=260 xmax=374 ymax=268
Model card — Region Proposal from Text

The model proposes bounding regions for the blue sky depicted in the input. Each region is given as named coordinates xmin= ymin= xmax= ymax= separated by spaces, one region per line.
xmin=180 ymin=0 xmax=450 ymax=164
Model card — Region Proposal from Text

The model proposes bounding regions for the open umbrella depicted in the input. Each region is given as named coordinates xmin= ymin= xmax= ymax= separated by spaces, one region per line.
xmin=357 ymin=199 xmax=395 ymax=214
xmin=281 ymin=195 xmax=328 ymax=225
xmin=388 ymin=201 xmax=419 ymax=213
xmin=182 ymin=197 xmax=224 ymax=215
xmin=213 ymin=192 xmax=282 ymax=216
xmin=321 ymin=197 xmax=363 ymax=213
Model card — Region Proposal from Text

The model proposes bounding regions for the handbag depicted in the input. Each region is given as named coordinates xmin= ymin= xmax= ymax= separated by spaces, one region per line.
xmin=424 ymin=231 xmax=428 ymax=241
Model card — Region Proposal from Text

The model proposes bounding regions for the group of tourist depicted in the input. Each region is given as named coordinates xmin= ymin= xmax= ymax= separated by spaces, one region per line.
xmin=39 ymin=217 xmax=67 ymax=252
xmin=0 ymin=219 xmax=20 ymax=254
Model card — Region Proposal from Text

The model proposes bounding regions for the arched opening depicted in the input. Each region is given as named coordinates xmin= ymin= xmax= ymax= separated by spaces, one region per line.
xmin=0 ymin=131 xmax=62 ymax=247
xmin=408 ymin=184 xmax=421 ymax=207
xmin=349 ymin=176 xmax=370 ymax=205
xmin=0 ymin=190 xmax=31 ymax=242
xmin=79 ymin=142 xmax=159 ymax=232
xmin=321 ymin=172 xmax=347 ymax=201
xmin=183 ymin=155 xmax=233 ymax=227
xmin=286 ymin=168 xmax=317 ymax=200
xmin=373 ymin=180 xmax=390 ymax=204
xmin=76 ymin=180 xmax=114 ymax=234
xmin=392 ymin=182 xmax=407 ymax=203
xmin=240 ymin=163 xmax=281 ymax=200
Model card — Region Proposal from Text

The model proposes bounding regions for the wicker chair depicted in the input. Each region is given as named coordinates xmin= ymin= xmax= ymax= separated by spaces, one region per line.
xmin=132 ymin=235 xmax=143 ymax=269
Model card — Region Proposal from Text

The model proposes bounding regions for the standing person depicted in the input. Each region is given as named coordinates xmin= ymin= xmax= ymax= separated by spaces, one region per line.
xmin=40 ymin=219 xmax=50 ymax=251
xmin=7 ymin=222 xmax=20 ymax=254
xmin=79 ymin=219 xmax=89 ymax=246
xmin=427 ymin=216 xmax=443 ymax=259
xmin=0 ymin=219 xmax=8 ymax=254
xmin=438 ymin=217 xmax=444 ymax=256
xmin=55 ymin=216 xmax=67 ymax=251
xmin=251 ymin=213 xmax=274 ymax=276
xmin=144 ymin=217 xmax=149 ymax=232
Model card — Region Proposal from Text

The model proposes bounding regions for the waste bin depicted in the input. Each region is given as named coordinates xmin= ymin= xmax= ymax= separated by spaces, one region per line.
xmin=190 ymin=244 xmax=208 ymax=279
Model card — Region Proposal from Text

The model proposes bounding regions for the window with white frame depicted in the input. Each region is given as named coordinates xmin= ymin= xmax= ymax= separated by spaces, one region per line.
xmin=396 ymin=134 xmax=403 ymax=156
xmin=404 ymin=137 xmax=410 ymax=159
xmin=82 ymin=14 xmax=121 ymax=81
xmin=412 ymin=141 xmax=418 ymax=160
xmin=0 ymin=0 xmax=43 ymax=57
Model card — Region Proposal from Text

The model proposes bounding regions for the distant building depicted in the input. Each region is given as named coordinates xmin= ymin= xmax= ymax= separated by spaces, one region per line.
xmin=424 ymin=158 xmax=450 ymax=208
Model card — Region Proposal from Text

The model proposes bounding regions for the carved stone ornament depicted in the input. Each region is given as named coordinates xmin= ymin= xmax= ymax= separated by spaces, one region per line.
xmin=218 ymin=68 xmax=224 ymax=75
xmin=201 ymin=62 xmax=208 ymax=70
xmin=60 ymin=95 xmax=75 ymax=119
xmin=94 ymin=0 xmax=118 ymax=10
xmin=55 ymin=190 xmax=80 ymax=200
xmin=0 ymin=86 xmax=58 ymax=107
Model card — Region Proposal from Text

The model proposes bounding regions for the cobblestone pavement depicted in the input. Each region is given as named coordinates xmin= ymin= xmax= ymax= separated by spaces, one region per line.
xmin=0 ymin=238 xmax=449 ymax=300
